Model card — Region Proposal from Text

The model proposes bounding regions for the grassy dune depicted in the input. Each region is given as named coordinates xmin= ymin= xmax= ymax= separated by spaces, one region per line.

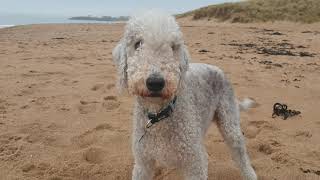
xmin=178 ymin=0 xmax=320 ymax=23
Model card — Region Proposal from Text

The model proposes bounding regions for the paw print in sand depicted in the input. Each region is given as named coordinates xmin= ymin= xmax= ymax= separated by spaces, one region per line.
xmin=102 ymin=96 xmax=120 ymax=111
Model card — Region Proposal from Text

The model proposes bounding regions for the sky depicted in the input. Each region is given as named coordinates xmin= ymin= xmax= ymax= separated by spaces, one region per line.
xmin=0 ymin=0 xmax=240 ymax=17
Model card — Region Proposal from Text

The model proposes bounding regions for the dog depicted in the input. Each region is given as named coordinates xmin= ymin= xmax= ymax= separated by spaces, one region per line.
xmin=112 ymin=11 xmax=257 ymax=180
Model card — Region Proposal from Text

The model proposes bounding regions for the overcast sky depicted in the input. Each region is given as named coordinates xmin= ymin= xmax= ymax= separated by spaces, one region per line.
xmin=0 ymin=0 xmax=240 ymax=17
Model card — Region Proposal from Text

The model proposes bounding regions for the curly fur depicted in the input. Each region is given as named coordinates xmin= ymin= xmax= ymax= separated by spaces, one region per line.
xmin=113 ymin=11 xmax=257 ymax=180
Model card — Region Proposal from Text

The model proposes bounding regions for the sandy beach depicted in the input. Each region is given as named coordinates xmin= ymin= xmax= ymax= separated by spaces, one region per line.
xmin=0 ymin=20 xmax=319 ymax=180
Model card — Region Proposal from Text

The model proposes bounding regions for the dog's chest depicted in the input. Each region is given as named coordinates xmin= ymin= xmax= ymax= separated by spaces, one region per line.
xmin=137 ymin=121 xmax=188 ymax=167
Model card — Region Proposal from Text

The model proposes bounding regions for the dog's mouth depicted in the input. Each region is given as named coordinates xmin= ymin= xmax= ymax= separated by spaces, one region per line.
xmin=149 ymin=92 xmax=162 ymax=97
xmin=144 ymin=92 xmax=168 ymax=99
xmin=137 ymin=90 xmax=172 ymax=100
xmin=134 ymin=82 xmax=177 ymax=100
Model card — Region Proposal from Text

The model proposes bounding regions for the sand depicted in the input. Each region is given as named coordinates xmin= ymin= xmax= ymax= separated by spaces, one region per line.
xmin=0 ymin=20 xmax=319 ymax=180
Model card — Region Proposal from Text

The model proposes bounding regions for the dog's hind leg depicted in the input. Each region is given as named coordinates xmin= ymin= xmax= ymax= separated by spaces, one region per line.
xmin=215 ymin=88 xmax=257 ymax=180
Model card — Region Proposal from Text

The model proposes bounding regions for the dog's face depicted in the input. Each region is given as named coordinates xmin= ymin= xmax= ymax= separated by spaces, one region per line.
xmin=113 ymin=12 xmax=189 ymax=100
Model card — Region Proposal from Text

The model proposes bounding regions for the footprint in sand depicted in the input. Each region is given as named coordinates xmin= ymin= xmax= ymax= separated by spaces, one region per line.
xmin=78 ymin=100 xmax=99 ymax=114
xmin=19 ymin=83 xmax=37 ymax=95
xmin=299 ymin=167 xmax=320 ymax=177
xmin=31 ymin=97 xmax=47 ymax=105
xmin=94 ymin=123 xmax=113 ymax=131
xmin=71 ymin=123 xmax=114 ymax=148
xmin=244 ymin=120 xmax=277 ymax=139
xmin=102 ymin=96 xmax=120 ymax=111
xmin=91 ymin=83 xmax=104 ymax=91
xmin=250 ymin=138 xmax=282 ymax=157
xmin=21 ymin=163 xmax=36 ymax=172
xmin=29 ymin=97 xmax=51 ymax=110
xmin=0 ymin=134 xmax=23 ymax=161
xmin=83 ymin=146 xmax=105 ymax=164
xmin=244 ymin=126 xmax=261 ymax=139
xmin=20 ymin=105 xmax=30 ymax=109
xmin=20 ymin=123 xmax=66 ymax=147
xmin=248 ymin=120 xmax=277 ymax=129
xmin=61 ymin=78 xmax=77 ymax=86
xmin=270 ymin=152 xmax=294 ymax=165
xmin=105 ymin=83 xmax=115 ymax=90
xmin=91 ymin=83 xmax=115 ymax=92
xmin=24 ymin=132 xmax=61 ymax=146
xmin=258 ymin=143 xmax=274 ymax=155
xmin=21 ymin=162 xmax=51 ymax=176
xmin=82 ymin=62 xmax=94 ymax=66
xmin=294 ymin=130 xmax=312 ymax=139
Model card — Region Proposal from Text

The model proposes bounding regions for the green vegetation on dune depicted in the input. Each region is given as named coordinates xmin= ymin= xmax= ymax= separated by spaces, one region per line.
xmin=178 ymin=0 xmax=320 ymax=23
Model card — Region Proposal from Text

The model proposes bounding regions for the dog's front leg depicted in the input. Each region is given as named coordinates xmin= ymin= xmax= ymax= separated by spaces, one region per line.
xmin=132 ymin=160 xmax=155 ymax=180
xmin=181 ymin=146 xmax=208 ymax=180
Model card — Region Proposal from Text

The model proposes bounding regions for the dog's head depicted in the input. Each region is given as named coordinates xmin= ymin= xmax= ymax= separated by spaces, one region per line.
xmin=113 ymin=11 xmax=190 ymax=102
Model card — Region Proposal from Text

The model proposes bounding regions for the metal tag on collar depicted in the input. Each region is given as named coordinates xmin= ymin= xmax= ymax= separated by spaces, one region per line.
xmin=146 ymin=112 xmax=157 ymax=128
xmin=168 ymin=102 xmax=174 ymax=113
xmin=145 ymin=120 xmax=153 ymax=128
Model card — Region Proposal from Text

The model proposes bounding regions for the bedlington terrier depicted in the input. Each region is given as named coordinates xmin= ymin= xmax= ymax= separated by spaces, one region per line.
xmin=112 ymin=11 xmax=257 ymax=180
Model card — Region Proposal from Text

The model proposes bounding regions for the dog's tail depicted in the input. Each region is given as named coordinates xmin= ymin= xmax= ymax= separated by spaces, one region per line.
xmin=238 ymin=98 xmax=256 ymax=111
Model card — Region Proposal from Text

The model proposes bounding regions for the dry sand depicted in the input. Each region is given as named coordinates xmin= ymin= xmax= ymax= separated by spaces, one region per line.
xmin=0 ymin=20 xmax=319 ymax=180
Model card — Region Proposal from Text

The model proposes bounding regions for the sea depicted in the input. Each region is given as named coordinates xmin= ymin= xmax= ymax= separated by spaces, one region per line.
xmin=0 ymin=14 xmax=118 ymax=28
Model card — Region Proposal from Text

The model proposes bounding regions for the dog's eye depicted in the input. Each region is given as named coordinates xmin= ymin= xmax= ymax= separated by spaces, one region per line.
xmin=135 ymin=40 xmax=142 ymax=50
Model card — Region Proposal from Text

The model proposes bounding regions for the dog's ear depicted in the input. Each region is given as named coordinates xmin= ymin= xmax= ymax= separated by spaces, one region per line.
xmin=112 ymin=40 xmax=128 ymax=92
xmin=180 ymin=45 xmax=190 ymax=74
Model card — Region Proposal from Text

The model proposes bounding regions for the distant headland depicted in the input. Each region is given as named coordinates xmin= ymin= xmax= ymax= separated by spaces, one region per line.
xmin=69 ymin=16 xmax=129 ymax=22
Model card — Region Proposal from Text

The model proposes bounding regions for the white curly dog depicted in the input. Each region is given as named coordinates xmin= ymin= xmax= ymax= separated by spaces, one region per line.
xmin=112 ymin=11 xmax=257 ymax=180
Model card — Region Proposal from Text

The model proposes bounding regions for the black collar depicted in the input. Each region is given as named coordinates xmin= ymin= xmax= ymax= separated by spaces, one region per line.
xmin=145 ymin=96 xmax=177 ymax=128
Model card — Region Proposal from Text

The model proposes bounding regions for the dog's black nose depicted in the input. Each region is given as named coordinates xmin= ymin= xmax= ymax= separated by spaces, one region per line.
xmin=146 ymin=74 xmax=165 ymax=92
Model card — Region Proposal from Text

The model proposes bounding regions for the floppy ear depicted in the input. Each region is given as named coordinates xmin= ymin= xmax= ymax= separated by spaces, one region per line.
xmin=180 ymin=45 xmax=190 ymax=74
xmin=112 ymin=40 xmax=128 ymax=92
